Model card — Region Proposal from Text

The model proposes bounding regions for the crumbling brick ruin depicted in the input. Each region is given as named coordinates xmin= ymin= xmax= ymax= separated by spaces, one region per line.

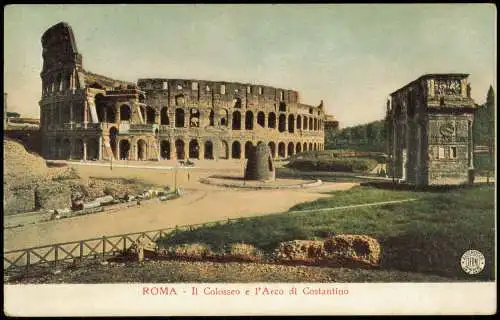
xmin=244 ymin=143 xmax=275 ymax=181
xmin=39 ymin=22 xmax=329 ymax=162
xmin=386 ymin=74 xmax=476 ymax=185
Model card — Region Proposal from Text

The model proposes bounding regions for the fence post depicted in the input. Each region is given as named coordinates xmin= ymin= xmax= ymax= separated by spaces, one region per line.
xmin=123 ymin=236 xmax=127 ymax=253
xmin=26 ymin=249 xmax=30 ymax=273
xmin=54 ymin=246 xmax=58 ymax=269
xmin=80 ymin=241 xmax=84 ymax=261
xmin=102 ymin=236 xmax=106 ymax=258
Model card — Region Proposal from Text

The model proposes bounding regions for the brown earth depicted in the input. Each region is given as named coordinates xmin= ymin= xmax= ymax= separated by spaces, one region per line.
xmin=6 ymin=258 xmax=450 ymax=284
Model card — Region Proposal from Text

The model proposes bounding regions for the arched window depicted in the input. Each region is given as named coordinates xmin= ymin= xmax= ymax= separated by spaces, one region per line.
xmin=278 ymin=114 xmax=286 ymax=133
xmin=161 ymin=107 xmax=169 ymax=125
xmin=268 ymin=112 xmax=276 ymax=129
xmin=231 ymin=141 xmax=241 ymax=159
xmin=245 ymin=111 xmax=254 ymax=130
xmin=288 ymin=114 xmax=295 ymax=133
xmin=232 ymin=111 xmax=241 ymax=130
xmin=120 ymin=104 xmax=131 ymax=121
xmin=175 ymin=108 xmax=185 ymax=127
xmin=257 ymin=112 xmax=265 ymax=127
xmin=189 ymin=139 xmax=199 ymax=159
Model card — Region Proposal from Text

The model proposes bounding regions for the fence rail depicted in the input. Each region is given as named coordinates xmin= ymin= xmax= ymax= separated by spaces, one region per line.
xmin=3 ymin=217 xmax=242 ymax=273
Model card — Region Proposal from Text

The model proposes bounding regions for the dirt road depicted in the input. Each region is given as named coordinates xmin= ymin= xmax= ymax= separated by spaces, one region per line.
xmin=4 ymin=160 xmax=358 ymax=251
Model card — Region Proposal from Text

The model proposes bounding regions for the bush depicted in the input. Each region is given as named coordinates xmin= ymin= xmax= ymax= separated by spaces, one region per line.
xmin=288 ymin=157 xmax=377 ymax=173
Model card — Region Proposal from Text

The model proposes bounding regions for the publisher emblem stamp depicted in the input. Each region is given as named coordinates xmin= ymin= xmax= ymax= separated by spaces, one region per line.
xmin=460 ymin=250 xmax=485 ymax=275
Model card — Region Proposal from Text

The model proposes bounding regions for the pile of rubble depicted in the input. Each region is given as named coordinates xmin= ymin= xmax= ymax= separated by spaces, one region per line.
xmin=127 ymin=233 xmax=380 ymax=269
xmin=49 ymin=186 xmax=182 ymax=220
xmin=273 ymin=234 xmax=381 ymax=268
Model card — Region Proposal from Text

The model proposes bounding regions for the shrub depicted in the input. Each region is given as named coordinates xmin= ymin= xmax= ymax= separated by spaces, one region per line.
xmin=288 ymin=157 xmax=377 ymax=173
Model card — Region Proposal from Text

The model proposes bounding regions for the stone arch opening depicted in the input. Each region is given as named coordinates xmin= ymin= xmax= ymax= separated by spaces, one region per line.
xmin=220 ymin=140 xmax=229 ymax=159
xmin=189 ymin=139 xmax=199 ymax=159
xmin=120 ymin=104 xmax=131 ymax=121
xmin=245 ymin=111 xmax=254 ymax=130
xmin=109 ymin=127 xmax=118 ymax=159
xmin=209 ymin=109 xmax=215 ymax=126
xmin=95 ymin=94 xmax=106 ymax=122
xmin=278 ymin=142 xmax=286 ymax=158
xmin=233 ymin=97 xmax=242 ymax=108
xmin=313 ymin=143 xmax=317 ymax=151
xmin=288 ymin=114 xmax=295 ymax=133
xmin=62 ymin=139 xmax=71 ymax=160
xmin=137 ymin=139 xmax=147 ymax=160
xmin=232 ymin=111 xmax=241 ymax=130
xmin=268 ymin=142 xmax=276 ymax=158
xmin=304 ymin=116 xmax=308 ymax=130
xmin=161 ymin=107 xmax=169 ymax=125
xmin=175 ymin=108 xmax=185 ymax=127
xmin=309 ymin=118 xmax=313 ymax=130
xmin=219 ymin=109 xmax=228 ymax=126
xmin=87 ymin=138 xmax=99 ymax=160
xmin=160 ymin=140 xmax=170 ymax=160
xmin=73 ymin=139 xmax=84 ymax=159
xmin=244 ymin=141 xmax=253 ymax=159
xmin=314 ymin=119 xmax=318 ymax=131
xmin=287 ymin=142 xmax=295 ymax=156
xmin=297 ymin=115 xmax=302 ymax=130
xmin=268 ymin=112 xmax=276 ymax=129
xmin=309 ymin=142 xmax=313 ymax=151
xmin=232 ymin=141 xmax=241 ymax=159
xmin=119 ymin=140 xmax=131 ymax=160
xmin=278 ymin=114 xmax=286 ymax=133
xmin=279 ymin=102 xmax=287 ymax=112
xmin=175 ymin=139 xmax=185 ymax=160
xmin=190 ymin=108 xmax=200 ymax=127
xmin=107 ymin=106 xmax=116 ymax=123
xmin=296 ymin=142 xmax=302 ymax=153
xmin=257 ymin=112 xmax=265 ymax=127
xmin=146 ymin=106 xmax=155 ymax=124
xmin=303 ymin=142 xmax=307 ymax=151
xmin=204 ymin=141 xmax=214 ymax=159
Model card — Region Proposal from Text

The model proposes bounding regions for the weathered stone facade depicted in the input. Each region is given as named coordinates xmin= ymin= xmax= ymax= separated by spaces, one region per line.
xmin=386 ymin=74 xmax=476 ymax=185
xmin=39 ymin=22 xmax=328 ymax=162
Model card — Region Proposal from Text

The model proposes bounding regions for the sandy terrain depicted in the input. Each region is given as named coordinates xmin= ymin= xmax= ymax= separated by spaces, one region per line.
xmin=4 ymin=160 xmax=358 ymax=251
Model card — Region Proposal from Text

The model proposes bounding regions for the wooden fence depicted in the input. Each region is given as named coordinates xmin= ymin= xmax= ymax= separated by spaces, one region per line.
xmin=3 ymin=218 xmax=240 ymax=273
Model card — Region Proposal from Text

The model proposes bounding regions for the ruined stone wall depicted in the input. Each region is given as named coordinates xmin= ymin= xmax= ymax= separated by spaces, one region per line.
xmin=39 ymin=22 xmax=328 ymax=162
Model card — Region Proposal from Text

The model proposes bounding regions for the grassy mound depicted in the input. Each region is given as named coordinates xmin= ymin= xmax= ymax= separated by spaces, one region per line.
xmin=157 ymin=185 xmax=495 ymax=280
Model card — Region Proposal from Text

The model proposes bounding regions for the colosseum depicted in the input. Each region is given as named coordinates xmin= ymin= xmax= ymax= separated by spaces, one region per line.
xmin=39 ymin=22 xmax=329 ymax=162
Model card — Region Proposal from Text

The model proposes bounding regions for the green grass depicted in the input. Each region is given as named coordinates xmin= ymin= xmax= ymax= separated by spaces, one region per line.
xmin=158 ymin=185 xmax=495 ymax=281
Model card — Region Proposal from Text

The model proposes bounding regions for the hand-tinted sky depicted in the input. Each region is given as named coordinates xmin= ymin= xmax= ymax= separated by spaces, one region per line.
xmin=4 ymin=4 xmax=496 ymax=127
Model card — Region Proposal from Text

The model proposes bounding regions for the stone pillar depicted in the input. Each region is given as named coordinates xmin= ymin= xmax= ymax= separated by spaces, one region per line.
xmin=98 ymin=136 xmax=103 ymax=160
xmin=83 ymin=99 xmax=88 ymax=129
xmin=170 ymin=138 xmax=177 ymax=160
xmin=116 ymin=103 xmax=121 ymax=123
xmin=199 ymin=140 xmax=204 ymax=160
xmin=58 ymin=103 xmax=63 ymax=126
xmin=70 ymin=101 xmax=74 ymax=127
xmin=83 ymin=139 xmax=87 ymax=161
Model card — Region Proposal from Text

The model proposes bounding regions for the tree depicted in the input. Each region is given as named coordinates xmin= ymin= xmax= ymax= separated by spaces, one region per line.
xmin=486 ymin=86 xmax=495 ymax=181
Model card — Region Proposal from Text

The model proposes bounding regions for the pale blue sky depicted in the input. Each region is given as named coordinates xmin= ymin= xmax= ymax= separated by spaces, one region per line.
xmin=4 ymin=4 xmax=496 ymax=127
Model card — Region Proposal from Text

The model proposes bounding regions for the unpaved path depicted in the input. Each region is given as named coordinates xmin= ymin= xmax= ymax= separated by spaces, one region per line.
xmin=4 ymin=161 xmax=358 ymax=251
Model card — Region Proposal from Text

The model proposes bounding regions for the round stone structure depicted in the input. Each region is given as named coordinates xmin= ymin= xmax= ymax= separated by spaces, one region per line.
xmin=38 ymin=22 xmax=330 ymax=162
xmin=244 ymin=143 xmax=275 ymax=181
